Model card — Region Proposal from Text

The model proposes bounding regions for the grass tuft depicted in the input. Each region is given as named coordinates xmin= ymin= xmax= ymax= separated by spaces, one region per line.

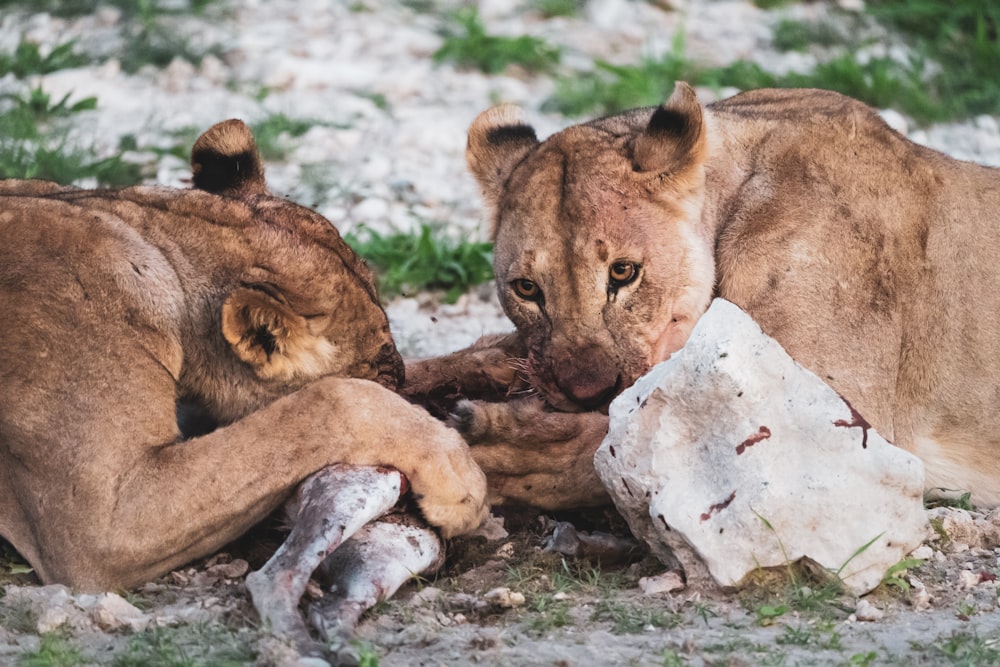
xmin=434 ymin=7 xmax=560 ymax=75
xmin=19 ymin=634 xmax=84 ymax=667
xmin=112 ymin=624 xmax=255 ymax=667
xmin=0 ymin=38 xmax=88 ymax=78
xmin=346 ymin=224 xmax=493 ymax=303
xmin=0 ymin=86 xmax=144 ymax=186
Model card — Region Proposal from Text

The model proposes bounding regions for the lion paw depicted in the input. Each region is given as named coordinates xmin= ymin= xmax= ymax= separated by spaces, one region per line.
xmin=407 ymin=431 xmax=489 ymax=538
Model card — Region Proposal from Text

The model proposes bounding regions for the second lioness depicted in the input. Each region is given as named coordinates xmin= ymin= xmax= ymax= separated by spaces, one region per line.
xmin=409 ymin=83 xmax=1000 ymax=510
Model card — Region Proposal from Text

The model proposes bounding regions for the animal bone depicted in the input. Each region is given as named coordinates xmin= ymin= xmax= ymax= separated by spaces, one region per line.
xmin=308 ymin=514 xmax=444 ymax=646
xmin=245 ymin=465 xmax=440 ymax=653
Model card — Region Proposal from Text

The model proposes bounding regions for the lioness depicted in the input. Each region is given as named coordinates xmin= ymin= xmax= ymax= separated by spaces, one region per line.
xmin=0 ymin=119 xmax=487 ymax=591
xmin=410 ymin=83 xmax=1000 ymax=511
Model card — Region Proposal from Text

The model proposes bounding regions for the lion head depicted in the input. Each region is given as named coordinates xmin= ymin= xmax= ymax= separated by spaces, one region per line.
xmin=466 ymin=83 xmax=715 ymax=412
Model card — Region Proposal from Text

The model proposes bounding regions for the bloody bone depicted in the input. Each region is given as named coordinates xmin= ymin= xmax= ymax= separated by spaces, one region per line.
xmin=308 ymin=514 xmax=444 ymax=648
xmin=245 ymin=465 xmax=420 ymax=652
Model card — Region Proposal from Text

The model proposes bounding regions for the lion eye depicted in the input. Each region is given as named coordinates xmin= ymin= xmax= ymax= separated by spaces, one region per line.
xmin=512 ymin=278 xmax=541 ymax=301
xmin=609 ymin=261 xmax=639 ymax=287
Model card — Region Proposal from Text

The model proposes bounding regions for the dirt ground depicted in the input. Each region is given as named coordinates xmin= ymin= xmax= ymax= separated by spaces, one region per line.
xmin=2 ymin=503 xmax=999 ymax=667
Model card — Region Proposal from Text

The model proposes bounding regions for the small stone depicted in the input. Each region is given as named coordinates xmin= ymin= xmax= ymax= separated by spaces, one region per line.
xmin=207 ymin=558 xmax=249 ymax=579
xmin=410 ymin=587 xmax=442 ymax=607
xmin=958 ymin=570 xmax=980 ymax=590
xmin=494 ymin=542 xmax=516 ymax=560
xmin=472 ymin=513 xmax=509 ymax=542
xmin=854 ymin=599 xmax=884 ymax=622
xmin=483 ymin=587 xmax=525 ymax=608
xmin=909 ymin=545 xmax=934 ymax=560
xmin=90 ymin=593 xmax=150 ymax=632
xmin=638 ymin=571 xmax=685 ymax=596
xmin=908 ymin=577 xmax=932 ymax=611
xmin=36 ymin=606 xmax=70 ymax=634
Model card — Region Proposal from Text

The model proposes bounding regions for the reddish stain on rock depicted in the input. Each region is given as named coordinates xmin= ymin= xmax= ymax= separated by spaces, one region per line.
xmin=834 ymin=398 xmax=872 ymax=449
xmin=735 ymin=426 xmax=772 ymax=455
xmin=700 ymin=490 xmax=737 ymax=522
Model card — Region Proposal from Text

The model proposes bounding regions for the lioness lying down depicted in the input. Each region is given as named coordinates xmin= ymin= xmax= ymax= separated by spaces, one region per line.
xmin=407 ymin=83 xmax=1000 ymax=511
xmin=0 ymin=120 xmax=487 ymax=591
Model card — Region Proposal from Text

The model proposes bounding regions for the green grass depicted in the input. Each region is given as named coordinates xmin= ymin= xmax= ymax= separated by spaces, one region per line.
xmin=434 ymin=7 xmax=560 ymax=75
xmin=0 ymin=86 xmax=144 ymax=185
xmin=111 ymin=625 xmax=255 ymax=667
xmin=929 ymin=631 xmax=1000 ymax=665
xmin=0 ymin=87 xmax=143 ymax=185
xmin=249 ymin=113 xmax=316 ymax=161
xmin=772 ymin=17 xmax=852 ymax=52
xmin=0 ymin=0 xmax=218 ymax=19
xmin=524 ymin=593 xmax=573 ymax=634
xmin=1 ymin=0 xmax=225 ymax=74
xmin=0 ymin=39 xmax=88 ymax=78
xmin=529 ymin=0 xmax=585 ymax=18
xmin=19 ymin=634 xmax=85 ymax=667
xmin=346 ymin=223 xmax=493 ymax=303
xmin=547 ymin=2 xmax=1000 ymax=125
xmin=590 ymin=599 xmax=682 ymax=634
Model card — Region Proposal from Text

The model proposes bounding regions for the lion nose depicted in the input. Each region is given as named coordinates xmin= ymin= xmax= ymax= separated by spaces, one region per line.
xmin=553 ymin=351 xmax=622 ymax=410
xmin=373 ymin=342 xmax=404 ymax=391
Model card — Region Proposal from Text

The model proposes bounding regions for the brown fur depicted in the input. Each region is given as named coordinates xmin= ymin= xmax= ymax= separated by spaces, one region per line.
xmin=0 ymin=120 xmax=487 ymax=591
xmin=439 ymin=83 xmax=1000 ymax=510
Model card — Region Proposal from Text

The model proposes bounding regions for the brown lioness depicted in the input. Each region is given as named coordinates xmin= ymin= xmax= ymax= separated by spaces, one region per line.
xmin=0 ymin=120 xmax=487 ymax=591
xmin=408 ymin=83 xmax=1000 ymax=511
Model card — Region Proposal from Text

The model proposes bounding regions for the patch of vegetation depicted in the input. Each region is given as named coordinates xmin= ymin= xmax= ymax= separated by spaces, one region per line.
xmin=868 ymin=0 xmax=1000 ymax=121
xmin=250 ymin=113 xmax=316 ymax=161
xmin=1 ymin=0 xmax=225 ymax=74
xmin=660 ymin=648 xmax=690 ymax=667
xmin=434 ymin=7 xmax=560 ymax=75
xmin=19 ymin=634 xmax=85 ymax=667
xmin=591 ymin=599 xmax=681 ymax=634
xmin=925 ymin=489 xmax=975 ymax=511
xmin=548 ymin=2 xmax=1000 ymax=124
xmin=0 ymin=0 xmax=218 ymax=20
xmin=112 ymin=624 xmax=255 ymax=667
xmin=847 ymin=652 xmax=879 ymax=666
xmin=772 ymin=17 xmax=850 ymax=52
xmin=929 ymin=631 xmax=1000 ymax=665
xmin=529 ymin=0 xmax=585 ymax=19
xmin=881 ymin=557 xmax=925 ymax=592
xmin=346 ymin=223 xmax=493 ymax=303
xmin=0 ymin=38 xmax=88 ymax=78
xmin=525 ymin=593 xmax=573 ymax=633
xmin=752 ymin=0 xmax=796 ymax=8
xmin=543 ymin=32 xmax=694 ymax=116
xmin=0 ymin=86 xmax=144 ymax=186
xmin=115 ymin=1 xmax=224 ymax=74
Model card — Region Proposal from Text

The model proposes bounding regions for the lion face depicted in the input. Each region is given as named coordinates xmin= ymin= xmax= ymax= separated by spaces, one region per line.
xmin=466 ymin=85 xmax=715 ymax=412
xmin=179 ymin=121 xmax=405 ymax=421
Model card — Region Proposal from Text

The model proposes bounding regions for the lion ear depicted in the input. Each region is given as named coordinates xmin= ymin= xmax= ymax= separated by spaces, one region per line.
xmin=190 ymin=119 xmax=267 ymax=197
xmin=221 ymin=287 xmax=334 ymax=381
xmin=632 ymin=81 xmax=706 ymax=175
xmin=466 ymin=105 xmax=539 ymax=215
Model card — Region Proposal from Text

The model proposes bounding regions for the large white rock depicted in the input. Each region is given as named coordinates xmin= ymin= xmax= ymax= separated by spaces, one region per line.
xmin=594 ymin=299 xmax=929 ymax=595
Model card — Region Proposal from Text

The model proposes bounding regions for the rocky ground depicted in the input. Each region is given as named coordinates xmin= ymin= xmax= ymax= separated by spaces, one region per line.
xmin=2 ymin=0 xmax=1000 ymax=665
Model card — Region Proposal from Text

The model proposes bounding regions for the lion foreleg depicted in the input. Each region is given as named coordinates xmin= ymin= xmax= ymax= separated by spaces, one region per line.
xmin=452 ymin=397 xmax=612 ymax=510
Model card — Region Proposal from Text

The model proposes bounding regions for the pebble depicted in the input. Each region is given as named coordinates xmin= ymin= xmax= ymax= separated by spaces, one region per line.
xmin=853 ymin=598 xmax=884 ymax=622
xmin=638 ymin=571 xmax=685 ymax=596
xmin=484 ymin=587 xmax=526 ymax=608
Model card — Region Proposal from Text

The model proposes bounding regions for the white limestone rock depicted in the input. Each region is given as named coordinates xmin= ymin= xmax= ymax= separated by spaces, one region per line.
xmin=594 ymin=299 xmax=929 ymax=595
